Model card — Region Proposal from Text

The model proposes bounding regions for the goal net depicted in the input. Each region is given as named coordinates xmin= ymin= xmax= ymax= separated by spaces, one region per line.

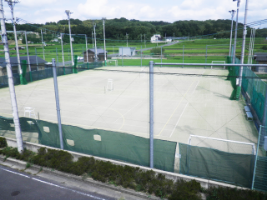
xmin=188 ymin=135 xmax=256 ymax=155
xmin=211 ymin=61 xmax=225 ymax=69
xmin=107 ymin=60 xmax=118 ymax=66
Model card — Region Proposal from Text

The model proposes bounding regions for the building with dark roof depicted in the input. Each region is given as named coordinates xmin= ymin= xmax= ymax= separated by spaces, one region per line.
xmin=83 ymin=48 xmax=107 ymax=63
xmin=253 ymin=53 xmax=267 ymax=72
xmin=0 ymin=56 xmax=47 ymax=76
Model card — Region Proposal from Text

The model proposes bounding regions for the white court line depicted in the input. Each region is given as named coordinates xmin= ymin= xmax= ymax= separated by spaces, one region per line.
xmin=0 ymin=167 xmax=106 ymax=200
xmin=169 ymin=79 xmax=201 ymax=138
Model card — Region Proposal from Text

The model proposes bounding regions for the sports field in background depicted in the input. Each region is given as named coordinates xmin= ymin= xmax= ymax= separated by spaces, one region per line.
xmin=0 ymin=66 xmax=259 ymax=172
xmin=2 ymin=38 xmax=267 ymax=64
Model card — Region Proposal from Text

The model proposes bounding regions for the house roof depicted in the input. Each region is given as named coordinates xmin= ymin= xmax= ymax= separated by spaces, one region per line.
xmin=0 ymin=56 xmax=47 ymax=68
xmin=85 ymin=48 xmax=107 ymax=54
xmin=253 ymin=53 xmax=267 ymax=62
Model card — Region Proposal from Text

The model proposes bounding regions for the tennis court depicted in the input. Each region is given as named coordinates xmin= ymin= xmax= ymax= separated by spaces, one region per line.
xmin=0 ymin=66 xmax=259 ymax=172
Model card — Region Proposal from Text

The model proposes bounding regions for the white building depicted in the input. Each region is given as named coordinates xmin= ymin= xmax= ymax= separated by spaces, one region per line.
xmin=119 ymin=47 xmax=136 ymax=56
xmin=151 ymin=34 xmax=161 ymax=43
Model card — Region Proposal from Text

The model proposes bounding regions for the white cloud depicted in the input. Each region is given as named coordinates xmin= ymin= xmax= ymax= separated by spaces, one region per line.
xmin=1 ymin=0 xmax=266 ymax=27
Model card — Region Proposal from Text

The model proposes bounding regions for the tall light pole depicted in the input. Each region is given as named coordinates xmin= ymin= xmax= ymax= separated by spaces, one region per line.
xmin=141 ymin=34 xmax=142 ymax=43
xmin=5 ymin=0 xmax=21 ymax=75
xmin=65 ymin=10 xmax=74 ymax=65
xmin=41 ymin=29 xmax=45 ymax=60
xmin=1 ymin=0 xmax=23 ymax=153
xmin=232 ymin=0 xmax=241 ymax=65
xmin=126 ymin=33 xmax=128 ymax=47
xmin=93 ymin=23 xmax=98 ymax=62
xmin=239 ymin=0 xmax=249 ymax=94
xmin=229 ymin=10 xmax=236 ymax=57
xmin=102 ymin=17 xmax=106 ymax=65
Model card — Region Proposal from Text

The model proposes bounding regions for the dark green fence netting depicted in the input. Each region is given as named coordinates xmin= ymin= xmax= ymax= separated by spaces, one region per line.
xmin=226 ymin=56 xmax=267 ymax=125
xmin=242 ymin=67 xmax=266 ymax=124
xmin=0 ymin=116 xmax=177 ymax=172
xmin=179 ymin=143 xmax=255 ymax=188
xmin=226 ymin=56 xmax=241 ymax=100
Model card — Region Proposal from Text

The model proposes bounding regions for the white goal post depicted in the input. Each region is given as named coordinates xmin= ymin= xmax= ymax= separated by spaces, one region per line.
xmin=107 ymin=60 xmax=118 ymax=66
xmin=211 ymin=61 xmax=226 ymax=69
xmin=188 ymin=135 xmax=256 ymax=155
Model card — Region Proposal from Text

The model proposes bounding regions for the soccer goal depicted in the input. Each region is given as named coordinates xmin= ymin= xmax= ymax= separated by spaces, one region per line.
xmin=188 ymin=135 xmax=256 ymax=155
xmin=107 ymin=60 xmax=118 ymax=66
xmin=211 ymin=61 xmax=226 ymax=69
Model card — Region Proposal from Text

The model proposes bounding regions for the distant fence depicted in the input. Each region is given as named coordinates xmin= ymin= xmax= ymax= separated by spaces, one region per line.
xmin=0 ymin=61 xmax=104 ymax=89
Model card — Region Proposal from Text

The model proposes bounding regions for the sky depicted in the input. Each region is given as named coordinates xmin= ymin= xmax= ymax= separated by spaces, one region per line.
xmin=2 ymin=0 xmax=267 ymax=28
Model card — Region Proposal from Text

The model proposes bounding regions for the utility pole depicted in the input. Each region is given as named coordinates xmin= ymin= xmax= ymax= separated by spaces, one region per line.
xmin=1 ymin=0 xmax=23 ymax=153
xmin=52 ymin=58 xmax=64 ymax=150
xmin=232 ymin=0 xmax=241 ymax=65
xmin=93 ymin=23 xmax=98 ymax=62
xmin=229 ymin=10 xmax=236 ymax=57
xmin=5 ymin=0 xmax=21 ymax=75
xmin=141 ymin=34 xmax=142 ymax=43
xmin=126 ymin=33 xmax=128 ymax=47
xmin=239 ymin=0 xmax=249 ymax=98
xmin=41 ymin=29 xmax=45 ymax=60
xmin=102 ymin=18 xmax=106 ymax=65
xmin=65 ymin=10 xmax=74 ymax=66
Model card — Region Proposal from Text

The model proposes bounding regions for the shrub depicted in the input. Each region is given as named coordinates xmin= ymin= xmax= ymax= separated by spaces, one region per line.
xmin=0 ymin=137 xmax=7 ymax=148
xmin=33 ymin=148 xmax=73 ymax=172
xmin=150 ymin=47 xmax=165 ymax=55
xmin=262 ymin=45 xmax=267 ymax=50
xmin=205 ymin=186 xmax=267 ymax=200
xmin=168 ymin=180 xmax=202 ymax=200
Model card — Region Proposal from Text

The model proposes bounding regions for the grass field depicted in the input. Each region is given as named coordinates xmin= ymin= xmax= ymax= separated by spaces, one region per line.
xmin=1 ymin=38 xmax=266 ymax=66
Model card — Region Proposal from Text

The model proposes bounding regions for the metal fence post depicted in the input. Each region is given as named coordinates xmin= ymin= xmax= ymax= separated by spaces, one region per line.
xmin=252 ymin=125 xmax=262 ymax=190
xmin=149 ymin=61 xmax=154 ymax=168
xmin=183 ymin=45 xmax=184 ymax=68
xmin=35 ymin=48 xmax=39 ymax=71
xmin=56 ymin=47 xmax=59 ymax=65
xmin=161 ymin=46 xmax=162 ymax=68
xmin=141 ymin=45 xmax=142 ymax=67
xmin=52 ymin=58 xmax=64 ymax=150
xmin=205 ymin=45 xmax=207 ymax=69
xmin=122 ymin=48 xmax=124 ymax=67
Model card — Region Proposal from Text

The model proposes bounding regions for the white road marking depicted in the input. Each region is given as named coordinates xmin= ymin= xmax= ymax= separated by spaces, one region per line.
xmin=0 ymin=167 xmax=106 ymax=200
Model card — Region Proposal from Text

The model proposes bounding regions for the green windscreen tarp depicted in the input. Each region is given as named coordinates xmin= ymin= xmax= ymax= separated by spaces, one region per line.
xmin=0 ymin=116 xmax=177 ymax=172
xmin=179 ymin=143 xmax=255 ymax=188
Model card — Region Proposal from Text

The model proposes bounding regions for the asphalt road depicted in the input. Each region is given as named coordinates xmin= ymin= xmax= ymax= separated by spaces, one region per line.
xmin=0 ymin=166 xmax=114 ymax=200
